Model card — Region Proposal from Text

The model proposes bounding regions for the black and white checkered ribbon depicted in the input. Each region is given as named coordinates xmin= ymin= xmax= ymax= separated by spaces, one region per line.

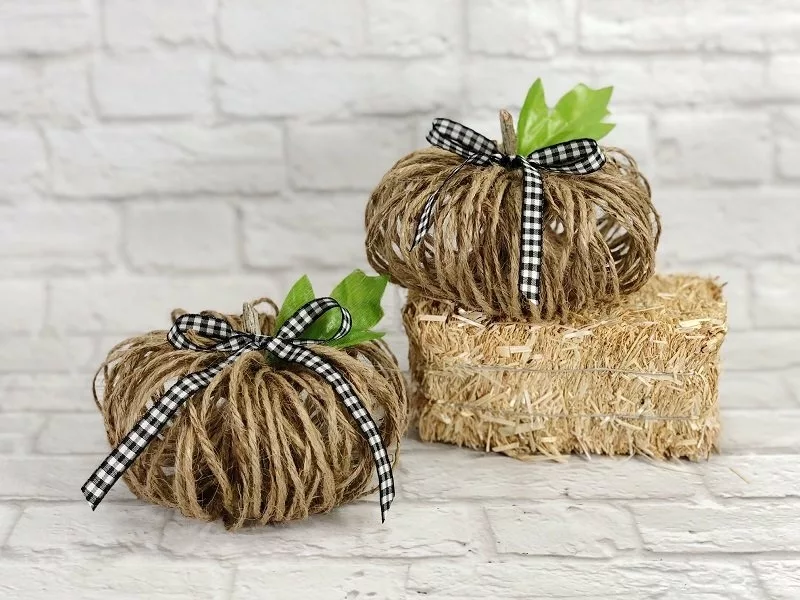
xmin=412 ymin=118 xmax=606 ymax=305
xmin=82 ymin=297 xmax=395 ymax=522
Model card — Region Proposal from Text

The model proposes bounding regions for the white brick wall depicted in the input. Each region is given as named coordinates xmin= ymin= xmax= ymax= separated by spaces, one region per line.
xmin=1 ymin=1 xmax=799 ymax=598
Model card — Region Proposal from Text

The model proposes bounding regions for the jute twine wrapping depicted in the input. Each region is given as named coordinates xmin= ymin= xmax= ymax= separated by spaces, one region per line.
xmin=404 ymin=275 xmax=726 ymax=460
xmin=366 ymin=125 xmax=661 ymax=321
xmin=94 ymin=298 xmax=408 ymax=529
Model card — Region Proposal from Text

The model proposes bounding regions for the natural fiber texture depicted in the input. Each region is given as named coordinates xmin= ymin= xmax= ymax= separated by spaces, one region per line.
xmin=366 ymin=146 xmax=660 ymax=321
xmin=94 ymin=298 xmax=408 ymax=530
xmin=405 ymin=275 xmax=726 ymax=460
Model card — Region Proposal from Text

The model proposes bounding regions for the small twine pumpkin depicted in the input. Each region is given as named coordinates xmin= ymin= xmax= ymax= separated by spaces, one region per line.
xmin=366 ymin=111 xmax=661 ymax=321
xmin=94 ymin=298 xmax=408 ymax=529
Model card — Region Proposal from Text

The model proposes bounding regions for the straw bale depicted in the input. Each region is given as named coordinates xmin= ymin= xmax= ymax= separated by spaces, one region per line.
xmin=404 ymin=274 xmax=726 ymax=460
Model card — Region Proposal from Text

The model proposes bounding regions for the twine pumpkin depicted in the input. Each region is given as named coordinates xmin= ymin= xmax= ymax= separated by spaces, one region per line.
xmin=93 ymin=298 xmax=408 ymax=529
xmin=366 ymin=111 xmax=661 ymax=321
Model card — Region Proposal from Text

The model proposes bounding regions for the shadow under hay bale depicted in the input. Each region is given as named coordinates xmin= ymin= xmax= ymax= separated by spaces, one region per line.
xmin=404 ymin=274 xmax=726 ymax=460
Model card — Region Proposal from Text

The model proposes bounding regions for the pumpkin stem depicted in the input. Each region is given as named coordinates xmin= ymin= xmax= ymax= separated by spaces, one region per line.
xmin=241 ymin=302 xmax=261 ymax=335
xmin=499 ymin=109 xmax=517 ymax=155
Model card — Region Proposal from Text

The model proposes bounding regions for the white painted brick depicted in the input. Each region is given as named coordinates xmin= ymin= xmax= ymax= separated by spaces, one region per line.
xmin=723 ymin=332 xmax=800 ymax=371
xmin=0 ymin=205 xmax=119 ymax=275
xmin=720 ymin=408 xmax=800 ymax=452
xmin=0 ymin=456 xmax=134 ymax=500
xmin=288 ymin=121 xmax=414 ymax=191
xmin=0 ymin=414 xmax=44 ymax=455
xmin=8 ymin=504 xmax=168 ymax=551
xmin=380 ymin=284 xmax=407 ymax=338
xmin=366 ymin=0 xmax=459 ymax=57
xmin=93 ymin=51 xmax=211 ymax=118
xmin=719 ymin=371 xmax=795 ymax=409
xmin=0 ymin=336 xmax=95 ymax=374
xmin=383 ymin=332 xmax=409 ymax=372
xmin=399 ymin=448 xmax=704 ymax=500
xmin=0 ymin=558 xmax=231 ymax=600
xmin=0 ymin=60 xmax=91 ymax=121
xmin=0 ymin=505 xmax=20 ymax=546
xmin=657 ymin=190 xmax=800 ymax=263
xmin=0 ymin=128 xmax=46 ymax=201
xmin=124 ymin=202 xmax=237 ymax=272
xmin=633 ymin=502 xmax=800 ymax=553
xmin=36 ymin=413 xmax=107 ymax=454
xmin=580 ymin=0 xmax=800 ymax=53
xmin=704 ymin=455 xmax=800 ymax=498
xmin=465 ymin=57 xmax=766 ymax=112
xmin=655 ymin=112 xmax=771 ymax=184
xmin=220 ymin=0 xmax=363 ymax=57
xmin=233 ymin=562 xmax=407 ymax=600
xmin=49 ymin=275 xmax=285 ymax=334
xmin=0 ymin=0 xmax=95 ymax=55
xmin=0 ymin=374 xmax=98 ymax=412
xmin=777 ymin=109 xmax=800 ymax=180
xmin=408 ymin=559 xmax=760 ymax=599
xmin=753 ymin=264 xmax=800 ymax=327
xmin=754 ymin=561 xmax=800 ymax=600
xmin=465 ymin=58 xmax=604 ymax=112
xmin=242 ymin=195 xmax=369 ymax=270
xmin=49 ymin=125 xmax=284 ymax=198
xmin=468 ymin=0 xmax=575 ymax=58
xmin=218 ymin=58 xmax=459 ymax=117
xmin=603 ymin=113 xmax=652 ymax=173
xmin=0 ymin=281 xmax=46 ymax=334
xmin=647 ymin=57 xmax=768 ymax=106
xmin=767 ymin=55 xmax=800 ymax=100
xmin=487 ymin=504 xmax=638 ymax=557
xmin=161 ymin=503 xmax=477 ymax=558
xmin=787 ymin=370 xmax=800 ymax=405
xmin=104 ymin=0 xmax=215 ymax=50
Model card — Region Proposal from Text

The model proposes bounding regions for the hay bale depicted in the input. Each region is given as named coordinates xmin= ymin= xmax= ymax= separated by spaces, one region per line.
xmin=404 ymin=274 xmax=726 ymax=460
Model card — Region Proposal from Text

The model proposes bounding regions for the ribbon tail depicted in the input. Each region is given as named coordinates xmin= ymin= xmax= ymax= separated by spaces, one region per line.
xmin=81 ymin=358 xmax=234 ymax=508
xmin=271 ymin=341 xmax=395 ymax=521
xmin=518 ymin=162 xmax=545 ymax=305
xmin=409 ymin=155 xmax=478 ymax=251
xmin=410 ymin=192 xmax=437 ymax=250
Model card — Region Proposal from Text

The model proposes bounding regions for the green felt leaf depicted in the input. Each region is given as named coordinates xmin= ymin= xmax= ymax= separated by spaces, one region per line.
xmin=274 ymin=275 xmax=315 ymax=333
xmin=516 ymin=81 xmax=616 ymax=154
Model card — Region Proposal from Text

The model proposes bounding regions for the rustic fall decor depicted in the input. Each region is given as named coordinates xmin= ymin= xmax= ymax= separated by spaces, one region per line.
xmin=366 ymin=81 xmax=661 ymax=321
xmin=404 ymin=274 xmax=726 ymax=460
xmin=86 ymin=273 xmax=408 ymax=529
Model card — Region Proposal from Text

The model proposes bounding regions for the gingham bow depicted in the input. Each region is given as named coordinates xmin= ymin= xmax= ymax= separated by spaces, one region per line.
xmin=82 ymin=298 xmax=395 ymax=522
xmin=412 ymin=118 xmax=606 ymax=305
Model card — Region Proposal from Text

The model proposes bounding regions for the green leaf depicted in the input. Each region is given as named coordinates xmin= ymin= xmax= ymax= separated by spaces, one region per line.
xmin=275 ymin=269 xmax=389 ymax=348
xmin=548 ymin=84 xmax=614 ymax=146
xmin=274 ymin=275 xmax=315 ymax=333
xmin=328 ymin=330 xmax=385 ymax=348
xmin=575 ymin=121 xmax=616 ymax=143
xmin=304 ymin=269 xmax=388 ymax=346
xmin=515 ymin=81 xmax=616 ymax=153
xmin=517 ymin=78 xmax=549 ymax=155
xmin=331 ymin=270 xmax=387 ymax=331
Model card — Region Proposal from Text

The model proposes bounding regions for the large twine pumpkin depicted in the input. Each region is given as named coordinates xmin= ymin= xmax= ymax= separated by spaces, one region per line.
xmin=94 ymin=298 xmax=408 ymax=529
xmin=366 ymin=112 xmax=661 ymax=321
